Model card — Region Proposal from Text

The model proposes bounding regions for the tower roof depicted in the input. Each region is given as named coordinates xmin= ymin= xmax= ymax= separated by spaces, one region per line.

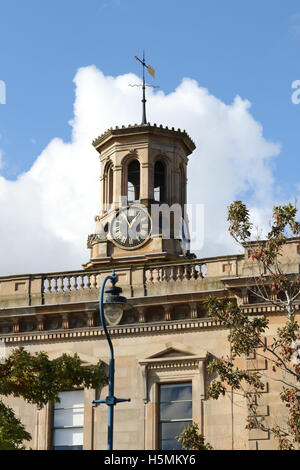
xmin=92 ymin=123 xmax=196 ymax=156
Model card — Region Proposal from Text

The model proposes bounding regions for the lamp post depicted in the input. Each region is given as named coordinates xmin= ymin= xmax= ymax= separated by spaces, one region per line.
xmin=92 ymin=270 xmax=130 ymax=450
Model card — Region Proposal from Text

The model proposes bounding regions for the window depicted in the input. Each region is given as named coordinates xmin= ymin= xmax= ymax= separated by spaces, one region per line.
xmin=52 ymin=390 xmax=84 ymax=450
xmin=127 ymin=160 xmax=140 ymax=202
xmin=159 ymin=383 xmax=192 ymax=450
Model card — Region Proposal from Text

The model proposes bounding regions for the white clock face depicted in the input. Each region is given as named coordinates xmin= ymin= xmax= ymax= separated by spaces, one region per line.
xmin=110 ymin=205 xmax=152 ymax=249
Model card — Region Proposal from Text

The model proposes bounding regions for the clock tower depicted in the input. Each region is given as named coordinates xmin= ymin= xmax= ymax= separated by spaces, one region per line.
xmin=84 ymin=123 xmax=195 ymax=269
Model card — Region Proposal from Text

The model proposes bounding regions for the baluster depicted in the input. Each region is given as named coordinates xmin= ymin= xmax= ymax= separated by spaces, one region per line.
xmin=152 ymin=268 xmax=159 ymax=283
xmin=59 ymin=276 xmax=65 ymax=292
xmin=186 ymin=265 xmax=191 ymax=280
xmin=44 ymin=277 xmax=49 ymax=293
xmin=86 ymin=274 xmax=91 ymax=289
xmin=191 ymin=264 xmax=198 ymax=280
xmin=53 ymin=277 xmax=58 ymax=292
xmin=95 ymin=275 xmax=100 ymax=289
xmin=73 ymin=276 xmax=79 ymax=290
xmin=182 ymin=265 xmax=189 ymax=281
xmin=47 ymin=277 xmax=52 ymax=293
xmin=170 ymin=266 xmax=176 ymax=282
xmin=66 ymin=275 xmax=71 ymax=292
xmin=178 ymin=266 xmax=184 ymax=281
xmin=145 ymin=268 xmax=153 ymax=284
xmin=90 ymin=274 xmax=97 ymax=289
xmin=79 ymin=275 xmax=84 ymax=290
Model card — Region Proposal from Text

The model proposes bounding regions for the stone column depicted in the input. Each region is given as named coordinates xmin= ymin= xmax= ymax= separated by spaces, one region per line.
xmin=36 ymin=315 xmax=44 ymax=332
xmin=113 ymin=165 xmax=123 ymax=208
xmin=189 ymin=302 xmax=198 ymax=319
xmin=87 ymin=311 xmax=94 ymax=328
xmin=62 ymin=314 xmax=69 ymax=330
xmin=12 ymin=319 xmax=19 ymax=333
xmin=163 ymin=305 xmax=172 ymax=321
xmin=138 ymin=307 xmax=147 ymax=323
xmin=140 ymin=162 xmax=153 ymax=204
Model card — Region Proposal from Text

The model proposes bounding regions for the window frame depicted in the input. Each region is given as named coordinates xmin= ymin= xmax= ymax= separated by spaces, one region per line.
xmin=51 ymin=390 xmax=85 ymax=451
xmin=158 ymin=381 xmax=193 ymax=450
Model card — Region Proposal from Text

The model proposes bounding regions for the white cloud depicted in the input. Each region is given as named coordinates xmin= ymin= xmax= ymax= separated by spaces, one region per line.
xmin=0 ymin=65 xmax=281 ymax=275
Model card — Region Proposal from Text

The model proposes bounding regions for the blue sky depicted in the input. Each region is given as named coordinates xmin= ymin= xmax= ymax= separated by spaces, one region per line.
xmin=1 ymin=0 xmax=300 ymax=274
xmin=0 ymin=0 xmax=300 ymax=187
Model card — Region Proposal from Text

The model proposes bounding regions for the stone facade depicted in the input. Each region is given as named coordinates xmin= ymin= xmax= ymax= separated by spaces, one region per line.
xmin=0 ymin=123 xmax=298 ymax=450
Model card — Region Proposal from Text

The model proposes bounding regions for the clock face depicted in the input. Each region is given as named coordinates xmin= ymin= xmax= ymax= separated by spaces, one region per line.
xmin=110 ymin=205 xmax=152 ymax=249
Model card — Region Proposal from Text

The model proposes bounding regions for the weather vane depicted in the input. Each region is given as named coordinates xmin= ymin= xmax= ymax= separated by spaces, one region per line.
xmin=130 ymin=51 xmax=159 ymax=125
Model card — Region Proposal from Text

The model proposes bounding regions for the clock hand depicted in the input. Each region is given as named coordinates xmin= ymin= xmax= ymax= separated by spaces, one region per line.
xmin=121 ymin=212 xmax=130 ymax=226
xmin=129 ymin=211 xmax=141 ymax=228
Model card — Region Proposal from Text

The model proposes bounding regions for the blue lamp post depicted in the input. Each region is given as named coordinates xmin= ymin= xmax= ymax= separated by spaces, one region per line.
xmin=92 ymin=270 xmax=130 ymax=450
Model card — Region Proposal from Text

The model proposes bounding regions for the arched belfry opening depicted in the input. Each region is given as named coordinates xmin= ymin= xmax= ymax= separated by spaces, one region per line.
xmin=179 ymin=164 xmax=186 ymax=208
xmin=103 ymin=161 xmax=114 ymax=207
xmin=127 ymin=160 xmax=140 ymax=202
xmin=107 ymin=163 xmax=114 ymax=206
xmin=154 ymin=160 xmax=166 ymax=202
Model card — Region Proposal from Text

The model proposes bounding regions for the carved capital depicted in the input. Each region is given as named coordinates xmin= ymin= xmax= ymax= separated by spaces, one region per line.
xmin=87 ymin=233 xmax=103 ymax=249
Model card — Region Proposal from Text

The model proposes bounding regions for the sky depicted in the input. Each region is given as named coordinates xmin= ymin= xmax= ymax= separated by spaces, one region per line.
xmin=1 ymin=0 xmax=300 ymax=275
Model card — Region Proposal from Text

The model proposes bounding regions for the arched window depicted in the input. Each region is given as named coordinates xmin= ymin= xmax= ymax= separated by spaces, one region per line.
xmin=154 ymin=160 xmax=165 ymax=202
xmin=127 ymin=160 xmax=140 ymax=202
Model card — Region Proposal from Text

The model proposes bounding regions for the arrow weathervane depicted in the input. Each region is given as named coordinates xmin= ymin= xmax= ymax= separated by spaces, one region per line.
xmin=130 ymin=51 xmax=159 ymax=125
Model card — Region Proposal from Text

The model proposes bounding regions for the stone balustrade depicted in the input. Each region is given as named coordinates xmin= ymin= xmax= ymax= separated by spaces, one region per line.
xmin=42 ymin=271 xmax=99 ymax=293
xmin=0 ymin=255 xmax=243 ymax=309
xmin=144 ymin=262 xmax=204 ymax=284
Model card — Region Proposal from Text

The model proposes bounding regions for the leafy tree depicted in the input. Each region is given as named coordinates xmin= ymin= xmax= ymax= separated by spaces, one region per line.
xmin=206 ymin=201 xmax=300 ymax=450
xmin=0 ymin=400 xmax=31 ymax=450
xmin=176 ymin=423 xmax=213 ymax=450
xmin=0 ymin=347 xmax=107 ymax=449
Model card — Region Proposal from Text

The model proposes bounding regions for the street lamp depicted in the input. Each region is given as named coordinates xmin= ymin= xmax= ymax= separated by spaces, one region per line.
xmin=92 ymin=270 xmax=131 ymax=450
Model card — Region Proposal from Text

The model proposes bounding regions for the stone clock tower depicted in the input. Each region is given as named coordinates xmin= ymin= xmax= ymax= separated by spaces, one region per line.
xmin=84 ymin=123 xmax=195 ymax=269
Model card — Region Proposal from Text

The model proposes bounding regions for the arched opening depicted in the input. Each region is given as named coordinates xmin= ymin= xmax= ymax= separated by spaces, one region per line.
xmin=107 ymin=164 xmax=114 ymax=205
xmin=179 ymin=164 xmax=185 ymax=207
xmin=154 ymin=160 xmax=166 ymax=202
xmin=127 ymin=160 xmax=140 ymax=202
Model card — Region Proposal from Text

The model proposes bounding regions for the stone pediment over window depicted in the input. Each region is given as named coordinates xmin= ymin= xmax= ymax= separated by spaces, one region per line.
xmin=140 ymin=342 xmax=207 ymax=366
xmin=139 ymin=342 xmax=208 ymax=403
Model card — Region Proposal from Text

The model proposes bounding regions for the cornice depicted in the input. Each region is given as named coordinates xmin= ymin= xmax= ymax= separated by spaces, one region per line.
xmin=0 ymin=318 xmax=224 ymax=344
xmin=92 ymin=123 xmax=196 ymax=155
